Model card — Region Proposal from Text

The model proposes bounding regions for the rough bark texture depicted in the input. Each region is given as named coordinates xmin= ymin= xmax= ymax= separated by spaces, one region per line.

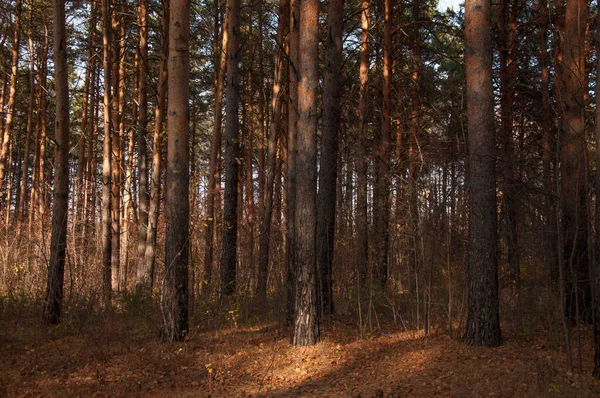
xmin=101 ymin=0 xmax=113 ymax=308
xmin=43 ymin=0 xmax=70 ymax=325
xmin=257 ymin=0 xmax=288 ymax=300
xmin=136 ymin=0 xmax=150 ymax=292
xmin=286 ymin=0 xmax=299 ymax=324
xmin=292 ymin=0 xmax=319 ymax=347
xmin=162 ymin=0 xmax=190 ymax=342
xmin=594 ymin=0 xmax=600 ymax=378
xmin=462 ymin=0 xmax=502 ymax=347
xmin=317 ymin=0 xmax=344 ymax=315
xmin=373 ymin=0 xmax=391 ymax=287
xmin=220 ymin=0 xmax=240 ymax=298
xmin=356 ymin=0 xmax=370 ymax=285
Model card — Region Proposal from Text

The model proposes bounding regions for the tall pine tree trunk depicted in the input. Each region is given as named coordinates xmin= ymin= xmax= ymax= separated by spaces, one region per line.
xmin=220 ymin=0 xmax=241 ymax=299
xmin=462 ymin=0 xmax=502 ymax=347
xmin=162 ymin=0 xmax=190 ymax=342
xmin=292 ymin=0 xmax=319 ymax=346
xmin=256 ymin=0 xmax=288 ymax=300
xmin=43 ymin=0 xmax=70 ymax=325
xmin=101 ymin=0 xmax=113 ymax=308
xmin=317 ymin=0 xmax=344 ymax=315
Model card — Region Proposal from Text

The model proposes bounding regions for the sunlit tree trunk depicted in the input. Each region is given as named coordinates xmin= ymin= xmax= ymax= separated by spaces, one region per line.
xmin=356 ymin=0 xmax=370 ymax=285
xmin=101 ymin=0 xmax=113 ymax=308
xmin=142 ymin=0 xmax=169 ymax=293
xmin=136 ymin=0 xmax=150 ymax=293
xmin=162 ymin=0 xmax=190 ymax=342
xmin=0 ymin=0 xmax=21 ymax=216
xmin=43 ymin=0 xmax=70 ymax=325
xmin=292 ymin=0 xmax=319 ymax=346
xmin=462 ymin=0 xmax=502 ymax=347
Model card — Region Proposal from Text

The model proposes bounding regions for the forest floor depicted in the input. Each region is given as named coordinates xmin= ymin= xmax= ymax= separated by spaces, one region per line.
xmin=1 ymin=300 xmax=600 ymax=397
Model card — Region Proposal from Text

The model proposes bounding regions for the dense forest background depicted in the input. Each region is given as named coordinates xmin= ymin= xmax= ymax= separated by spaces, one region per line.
xmin=2 ymin=0 xmax=600 ymax=394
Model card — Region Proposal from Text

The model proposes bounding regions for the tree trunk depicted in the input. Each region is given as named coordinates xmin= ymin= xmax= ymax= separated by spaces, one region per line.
xmin=356 ymin=0 xmax=370 ymax=285
xmin=373 ymin=0 xmax=391 ymax=287
xmin=593 ymin=0 xmax=600 ymax=378
xmin=43 ymin=0 xmax=70 ymax=325
xmin=286 ymin=0 xmax=299 ymax=323
xmin=317 ymin=0 xmax=344 ymax=315
xmin=204 ymin=0 xmax=228 ymax=293
xmin=292 ymin=0 xmax=319 ymax=346
xmin=499 ymin=0 xmax=520 ymax=294
xmin=462 ymin=0 xmax=502 ymax=347
xmin=17 ymin=17 xmax=36 ymax=226
xmin=0 ymin=0 xmax=21 ymax=213
xmin=101 ymin=0 xmax=113 ymax=308
xmin=162 ymin=0 xmax=190 ymax=342
xmin=220 ymin=0 xmax=241 ymax=299
xmin=256 ymin=0 xmax=288 ymax=300
xmin=136 ymin=0 xmax=150 ymax=293
xmin=142 ymin=0 xmax=169 ymax=293
xmin=559 ymin=0 xmax=590 ymax=324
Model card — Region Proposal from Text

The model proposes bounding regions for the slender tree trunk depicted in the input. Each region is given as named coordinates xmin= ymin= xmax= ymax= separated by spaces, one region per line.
xmin=111 ymin=3 xmax=123 ymax=292
xmin=462 ymin=0 xmax=502 ymax=347
xmin=162 ymin=0 xmax=190 ymax=342
xmin=373 ymin=0 xmax=391 ymax=287
xmin=499 ymin=0 xmax=520 ymax=294
xmin=101 ymin=0 xmax=113 ymax=308
xmin=538 ymin=0 xmax=558 ymax=288
xmin=43 ymin=0 xmax=70 ymax=325
xmin=292 ymin=0 xmax=319 ymax=346
xmin=356 ymin=0 xmax=370 ymax=285
xmin=317 ymin=0 xmax=344 ymax=315
xmin=220 ymin=0 xmax=241 ymax=299
xmin=136 ymin=0 xmax=150 ymax=292
xmin=593 ymin=0 xmax=600 ymax=378
xmin=286 ymin=0 xmax=299 ymax=323
xmin=559 ymin=0 xmax=590 ymax=323
xmin=143 ymin=0 xmax=169 ymax=293
xmin=256 ymin=0 xmax=288 ymax=300
xmin=0 ymin=0 xmax=21 ymax=214
xmin=204 ymin=0 xmax=228 ymax=292
xmin=17 ymin=19 xmax=35 ymax=226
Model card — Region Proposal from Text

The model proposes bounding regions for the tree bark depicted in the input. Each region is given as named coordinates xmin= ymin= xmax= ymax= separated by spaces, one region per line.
xmin=0 ymin=0 xmax=21 ymax=214
xmin=142 ymin=0 xmax=169 ymax=293
xmin=43 ymin=0 xmax=70 ymax=325
xmin=292 ymin=0 xmax=319 ymax=346
xmin=462 ymin=0 xmax=502 ymax=347
xmin=317 ymin=0 xmax=344 ymax=315
xmin=220 ymin=0 xmax=241 ymax=299
xmin=204 ymin=0 xmax=228 ymax=293
xmin=101 ymin=0 xmax=113 ymax=308
xmin=286 ymin=0 xmax=300 ymax=323
xmin=162 ymin=0 xmax=190 ymax=342
xmin=256 ymin=0 xmax=288 ymax=300
xmin=136 ymin=0 xmax=150 ymax=293
xmin=356 ymin=0 xmax=370 ymax=285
